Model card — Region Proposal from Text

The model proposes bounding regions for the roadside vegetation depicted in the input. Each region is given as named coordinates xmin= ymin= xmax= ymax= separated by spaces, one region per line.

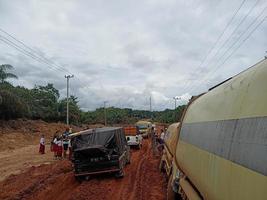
xmin=0 ymin=64 xmax=186 ymax=125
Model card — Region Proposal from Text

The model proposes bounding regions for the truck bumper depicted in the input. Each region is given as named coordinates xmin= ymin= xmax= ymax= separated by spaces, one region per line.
xmin=75 ymin=167 xmax=120 ymax=176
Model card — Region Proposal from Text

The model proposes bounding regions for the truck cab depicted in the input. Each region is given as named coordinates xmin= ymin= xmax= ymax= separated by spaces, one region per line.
xmin=135 ymin=121 xmax=152 ymax=138
xmin=124 ymin=126 xmax=142 ymax=149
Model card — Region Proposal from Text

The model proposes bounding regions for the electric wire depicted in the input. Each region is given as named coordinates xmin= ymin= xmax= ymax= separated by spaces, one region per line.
xmin=203 ymin=0 xmax=261 ymax=69
xmin=0 ymin=30 xmax=92 ymax=92
xmin=0 ymin=28 xmax=71 ymax=74
xmin=187 ymin=14 xmax=266 ymax=95
xmin=181 ymin=0 xmax=248 ymax=93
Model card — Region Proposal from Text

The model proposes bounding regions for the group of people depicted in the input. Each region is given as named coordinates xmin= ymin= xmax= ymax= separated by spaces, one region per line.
xmin=39 ymin=127 xmax=73 ymax=160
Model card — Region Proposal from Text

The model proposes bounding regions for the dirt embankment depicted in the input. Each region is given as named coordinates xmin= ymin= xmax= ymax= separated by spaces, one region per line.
xmin=0 ymin=119 xmax=83 ymax=151
xmin=0 ymin=140 xmax=167 ymax=200
xmin=0 ymin=119 xmax=96 ymax=181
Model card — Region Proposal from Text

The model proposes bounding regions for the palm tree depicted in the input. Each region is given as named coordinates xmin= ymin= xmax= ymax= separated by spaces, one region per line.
xmin=0 ymin=64 xmax=18 ymax=84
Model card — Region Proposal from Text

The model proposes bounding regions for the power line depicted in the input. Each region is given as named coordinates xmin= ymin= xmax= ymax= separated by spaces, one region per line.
xmin=198 ymin=0 xmax=247 ymax=67
xmin=0 ymin=34 xmax=67 ymax=73
xmin=0 ymin=29 xmax=92 ymax=92
xmin=182 ymin=0 xmax=248 ymax=93
xmin=185 ymin=4 xmax=267 ymax=95
xmin=212 ymin=5 xmax=267 ymax=68
xmin=0 ymin=28 xmax=71 ymax=73
xmin=204 ymin=0 xmax=261 ymax=69
xmin=215 ymin=16 xmax=267 ymax=71
xmin=188 ymin=15 xmax=266 ymax=94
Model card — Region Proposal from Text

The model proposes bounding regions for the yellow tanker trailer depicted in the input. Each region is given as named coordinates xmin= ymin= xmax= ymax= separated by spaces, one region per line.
xmin=168 ymin=59 xmax=267 ymax=200
xmin=160 ymin=122 xmax=180 ymax=178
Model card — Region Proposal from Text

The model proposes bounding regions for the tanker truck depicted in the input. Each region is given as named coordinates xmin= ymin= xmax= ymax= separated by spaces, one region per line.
xmin=159 ymin=122 xmax=180 ymax=178
xmin=168 ymin=58 xmax=267 ymax=200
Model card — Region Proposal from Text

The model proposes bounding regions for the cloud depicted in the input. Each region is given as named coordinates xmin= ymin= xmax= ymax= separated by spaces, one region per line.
xmin=0 ymin=0 xmax=266 ymax=111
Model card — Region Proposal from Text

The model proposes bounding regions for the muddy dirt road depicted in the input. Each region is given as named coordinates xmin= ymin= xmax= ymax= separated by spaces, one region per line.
xmin=0 ymin=140 xmax=167 ymax=200
xmin=0 ymin=145 xmax=55 ymax=181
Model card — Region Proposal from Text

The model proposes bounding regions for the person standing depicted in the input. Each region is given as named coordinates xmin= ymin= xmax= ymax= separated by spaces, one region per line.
xmin=56 ymin=136 xmax=63 ymax=159
xmin=68 ymin=139 xmax=72 ymax=161
xmin=151 ymin=127 xmax=157 ymax=155
xmin=63 ymin=135 xmax=69 ymax=159
xmin=160 ymin=129 xmax=165 ymax=141
xmin=52 ymin=134 xmax=58 ymax=159
xmin=63 ymin=127 xmax=70 ymax=137
xmin=157 ymin=129 xmax=165 ymax=153
xmin=39 ymin=134 xmax=45 ymax=154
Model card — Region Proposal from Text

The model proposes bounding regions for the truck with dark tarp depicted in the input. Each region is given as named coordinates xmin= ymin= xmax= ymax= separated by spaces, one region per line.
xmin=71 ymin=127 xmax=130 ymax=180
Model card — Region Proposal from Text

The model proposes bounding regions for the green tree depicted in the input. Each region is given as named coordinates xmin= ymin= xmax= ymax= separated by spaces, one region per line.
xmin=0 ymin=87 xmax=28 ymax=120
xmin=0 ymin=64 xmax=18 ymax=84
xmin=30 ymin=83 xmax=60 ymax=120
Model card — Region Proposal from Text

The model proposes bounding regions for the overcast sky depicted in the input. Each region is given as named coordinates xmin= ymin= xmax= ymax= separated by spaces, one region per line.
xmin=0 ymin=0 xmax=266 ymax=111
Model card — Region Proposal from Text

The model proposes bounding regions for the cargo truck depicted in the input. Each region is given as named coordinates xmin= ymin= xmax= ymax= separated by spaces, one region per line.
xmin=71 ymin=127 xmax=131 ymax=180
xmin=135 ymin=120 xmax=152 ymax=138
xmin=124 ymin=126 xmax=142 ymax=149
xmin=168 ymin=59 xmax=267 ymax=200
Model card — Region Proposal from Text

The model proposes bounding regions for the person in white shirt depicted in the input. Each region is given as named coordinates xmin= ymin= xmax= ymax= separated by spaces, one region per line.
xmin=39 ymin=134 xmax=45 ymax=154
xmin=160 ymin=129 xmax=165 ymax=141
xmin=52 ymin=135 xmax=58 ymax=158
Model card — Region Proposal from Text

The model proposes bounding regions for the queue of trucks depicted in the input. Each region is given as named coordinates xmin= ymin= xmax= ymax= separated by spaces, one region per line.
xmin=69 ymin=58 xmax=267 ymax=199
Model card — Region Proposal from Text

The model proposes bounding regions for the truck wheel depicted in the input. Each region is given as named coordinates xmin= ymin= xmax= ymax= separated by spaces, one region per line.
xmin=85 ymin=175 xmax=91 ymax=181
xmin=115 ymin=169 xmax=124 ymax=178
xmin=75 ymin=176 xmax=83 ymax=183
xmin=167 ymin=176 xmax=181 ymax=200
xmin=167 ymin=177 xmax=175 ymax=200
xmin=159 ymin=159 xmax=165 ymax=172
xmin=126 ymin=152 xmax=131 ymax=164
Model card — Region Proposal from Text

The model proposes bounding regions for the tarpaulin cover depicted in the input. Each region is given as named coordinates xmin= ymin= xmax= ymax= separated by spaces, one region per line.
xmin=72 ymin=127 xmax=127 ymax=156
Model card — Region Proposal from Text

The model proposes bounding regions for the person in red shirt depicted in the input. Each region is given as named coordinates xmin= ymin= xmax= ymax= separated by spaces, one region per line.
xmin=56 ymin=136 xmax=63 ymax=159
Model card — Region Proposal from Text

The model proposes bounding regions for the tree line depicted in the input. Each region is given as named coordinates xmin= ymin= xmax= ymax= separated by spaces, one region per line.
xmin=0 ymin=64 xmax=186 ymax=125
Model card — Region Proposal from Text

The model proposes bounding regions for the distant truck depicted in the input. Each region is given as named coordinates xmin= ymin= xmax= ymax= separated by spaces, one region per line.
xmin=124 ymin=126 xmax=142 ymax=149
xmin=71 ymin=127 xmax=130 ymax=180
xmin=168 ymin=59 xmax=267 ymax=200
xmin=135 ymin=120 xmax=152 ymax=138
xmin=159 ymin=123 xmax=180 ymax=178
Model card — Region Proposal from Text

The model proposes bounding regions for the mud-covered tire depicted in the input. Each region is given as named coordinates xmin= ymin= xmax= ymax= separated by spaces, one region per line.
xmin=159 ymin=159 xmax=165 ymax=172
xmin=167 ymin=176 xmax=182 ymax=200
xmin=127 ymin=157 xmax=131 ymax=164
xmin=167 ymin=176 xmax=176 ymax=200
xmin=126 ymin=151 xmax=131 ymax=164
xmin=75 ymin=176 xmax=83 ymax=183
xmin=115 ymin=169 xmax=125 ymax=178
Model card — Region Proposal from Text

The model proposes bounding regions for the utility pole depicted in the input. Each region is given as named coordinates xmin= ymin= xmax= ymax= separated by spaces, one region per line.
xmin=104 ymin=101 xmax=108 ymax=126
xmin=173 ymin=96 xmax=181 ymax=121
xmin=149 ymin=96 xmax=152 ymax=120
xmin=65 ymin=75 xmax=74 ymax=125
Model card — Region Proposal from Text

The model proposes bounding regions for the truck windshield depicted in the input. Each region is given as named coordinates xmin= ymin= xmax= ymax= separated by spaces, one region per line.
xmin=137 ymin=125 xmax=147 ymax=129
